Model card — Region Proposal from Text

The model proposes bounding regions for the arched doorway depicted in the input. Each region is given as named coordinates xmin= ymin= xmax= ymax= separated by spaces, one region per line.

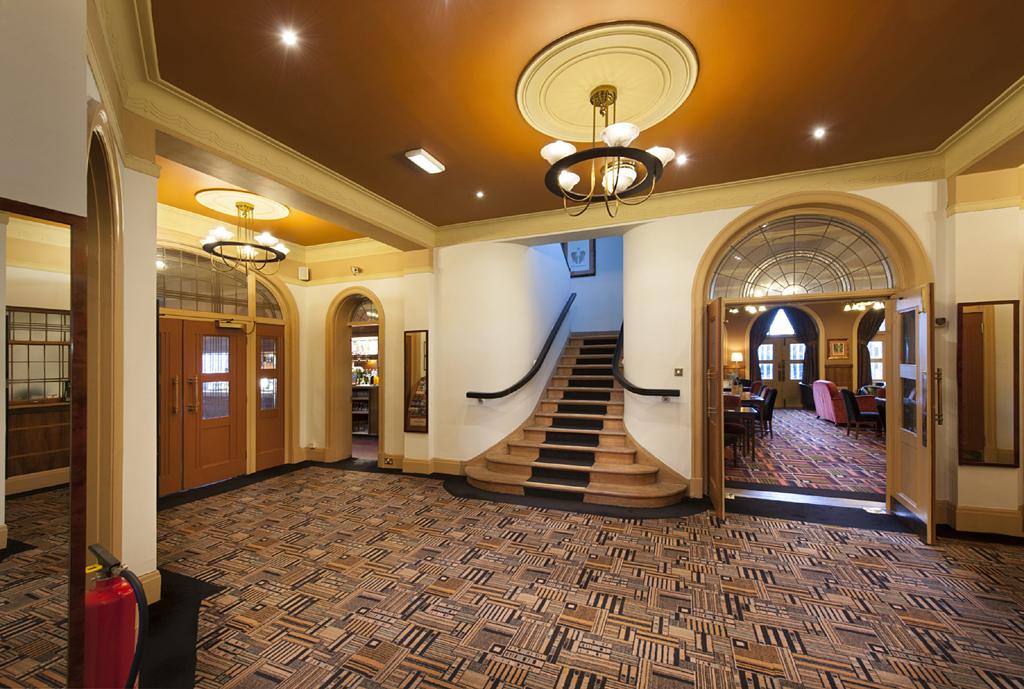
xmin=154 ymin=245 xmax=300 ymax=494
xmin=325 ymin=289 xmax=386 ymax=463
xmin=692 ymin=192 xmax=937 ymax=540
xmin=85 ymin=129 xmax=123 ymax=562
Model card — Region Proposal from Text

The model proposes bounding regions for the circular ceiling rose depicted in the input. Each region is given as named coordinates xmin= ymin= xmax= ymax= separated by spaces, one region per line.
xmin=516 ymin=22 xmax=699 ymax=142
xmin=194 ymin=188 xmax=290 ymax=220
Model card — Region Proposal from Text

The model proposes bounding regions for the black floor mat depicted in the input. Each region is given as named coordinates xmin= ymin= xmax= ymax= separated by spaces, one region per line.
xmin=141 ymin=569 xmax=223 ymax=689
xmin=0 ymin=539 xmax=36 ymax=563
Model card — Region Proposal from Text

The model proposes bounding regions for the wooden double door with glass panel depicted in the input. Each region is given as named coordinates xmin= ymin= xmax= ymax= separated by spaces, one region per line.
xmin=158 ymin=318 xmax=285 ymax=496
xmin=756 ymin=336 xmax=806 ymax=408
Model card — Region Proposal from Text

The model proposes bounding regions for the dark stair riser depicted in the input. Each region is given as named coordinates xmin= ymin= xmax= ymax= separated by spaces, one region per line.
xmin=529 ymin=467 xmax=589 ymax=487
xmin=545 ymin=430 xmax=600 ymax=447
xmin=579 ymin=347 xmax=615 ymax=356
xmin=523 ymin=486 xmax=584 ymax=502
xmin=534 ymin=453 xmax=595 ymax=467
xmin=539 ymin=447 xmax=596 ymax=463
xmin=571 ymin=368 xmax=613 ymax=377
xmin=562 ymin=390 xmax=611 ymax=401
xmin=557 ymin=403 xmax=608 ymax=415
xmin=581 ymin=338 xmax=617 ymax=346
xmin=549 ymin=417 xmax=604 ymax=431
xmin=567 ymin=379 xmax=613 ymax=389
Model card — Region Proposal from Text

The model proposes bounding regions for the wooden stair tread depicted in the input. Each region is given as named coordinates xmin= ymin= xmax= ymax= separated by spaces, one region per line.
xmin=466 ymin=466 xmax=687 ymax=498
xmin=486 ymin=454 xmax=655 ymax=474
xmin=507 ymin=440 xmax=634 ymax=454
xmin=524 ymin=425 xmax=625 ymax=437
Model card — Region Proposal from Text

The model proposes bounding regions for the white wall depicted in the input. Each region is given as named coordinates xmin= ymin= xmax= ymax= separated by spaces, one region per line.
xmin=623 ymin=208 xmax=746 ymax=477
xmin=0 ymin=0 xmax=86 ymax=545
xmin=0 ymin=0 xmax=86 ymax=217
xmin=949 ymin=205 xmax=1024 ymax=515
xmin=5 ymin=267 xmax=70 ymax=310
xmin=563 ymin=236 xmax=624 ymax=333
xmin=120 ymin=167 xmax=158 ymax=574
xmin=433 ymin=242 xmax=571 ymax=460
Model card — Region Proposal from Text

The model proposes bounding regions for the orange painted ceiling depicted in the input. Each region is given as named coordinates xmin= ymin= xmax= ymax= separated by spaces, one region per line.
xmin=156 ymin=156 xmax=362 ymax=245
xmin=151 ymin=1 xmax=1024 ymax=226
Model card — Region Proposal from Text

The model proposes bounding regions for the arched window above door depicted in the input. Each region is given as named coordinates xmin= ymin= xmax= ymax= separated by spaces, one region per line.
xmin=349 ymin=296 xmax=378 ymax=322
xmin=709 ymin=214 xmax=894 ymax=300
xmin=156 ymin=247 xmax=283 ymax=319
xmin=255 ymin=281 xmax=283 ymax=320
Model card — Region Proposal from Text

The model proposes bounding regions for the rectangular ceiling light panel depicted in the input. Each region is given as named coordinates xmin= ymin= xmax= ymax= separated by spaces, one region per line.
xmin=405 ymin=148 xmax=445 ymax=174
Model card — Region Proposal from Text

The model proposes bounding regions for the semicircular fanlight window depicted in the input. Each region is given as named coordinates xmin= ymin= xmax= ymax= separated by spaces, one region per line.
xmin=255 ymin=280 xmax=283 ymax=320
xmin=349 ymin=296 xmax=378 ymax=322
xmin=709 ymin=215 xmax=894 ymax=300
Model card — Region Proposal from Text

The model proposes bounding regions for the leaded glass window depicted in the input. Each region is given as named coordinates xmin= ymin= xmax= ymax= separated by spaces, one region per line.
xmin=255 ymin=281 xmax=283 ymax=319
xmin=350 ymin=296 xmax=378 ymax=322
xmin=709 ymin=215 xmax=894 ymax=300
xmin=156 ymin=247 xmax=247 ymax=315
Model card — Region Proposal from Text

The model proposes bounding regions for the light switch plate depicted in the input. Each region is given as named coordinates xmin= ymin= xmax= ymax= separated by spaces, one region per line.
xmin=674 ymin=368 xmax=684 ymax=377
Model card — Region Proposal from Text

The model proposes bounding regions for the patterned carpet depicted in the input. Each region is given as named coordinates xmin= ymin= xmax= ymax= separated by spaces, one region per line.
xmin=726 ymin=408 xmax=887 ymax=496
xmin=5 ymin=469 xmax=1024 ymax=688
xmin=0 ymin=488 xmax=69 ymax=686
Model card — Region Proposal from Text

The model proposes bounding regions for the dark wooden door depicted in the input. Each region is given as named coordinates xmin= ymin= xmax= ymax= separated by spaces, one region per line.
xmin=157 ymin=317 xmax=184 ymax=496
xmin=705 ymin=298 xmax=725 ymax=518
xmin=182 ymin=321 xmax=247 ymax=489
xmin=255 ymin=324 xmax=285 ymax=471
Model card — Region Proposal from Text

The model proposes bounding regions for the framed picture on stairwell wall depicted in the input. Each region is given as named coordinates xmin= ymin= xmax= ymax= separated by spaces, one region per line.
xmin=561 ymin=239 xmax=596 ymax=278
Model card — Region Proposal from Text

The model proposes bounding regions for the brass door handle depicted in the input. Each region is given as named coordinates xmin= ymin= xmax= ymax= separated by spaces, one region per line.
xmin=935 ymin=367 xmax=944 ymax=425
xmin=187 ymin=376 xmax=198 ymax=412
xmin=171 ymin=376 xmax=180 ymax=415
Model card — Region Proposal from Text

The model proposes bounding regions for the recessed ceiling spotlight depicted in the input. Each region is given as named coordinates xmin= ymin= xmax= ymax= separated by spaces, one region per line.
xmin=676 ymin=152 xmax=688 ymax=166
xmin=812 ymin=126 xmax=827 ymax=140
xmin=475 ymin=190 xmax=485 ymax=199
xmin=280 ymin=28 xmax=299 ymax=47
xmin=405 ymin=148 xmax=445 ymax=174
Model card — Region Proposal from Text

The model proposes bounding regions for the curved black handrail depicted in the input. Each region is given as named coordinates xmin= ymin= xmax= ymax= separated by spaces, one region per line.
xmin=467 ymin=293 xmax=577 ymax=399
xmin=613 ymin=324 xmax=681 ymax=398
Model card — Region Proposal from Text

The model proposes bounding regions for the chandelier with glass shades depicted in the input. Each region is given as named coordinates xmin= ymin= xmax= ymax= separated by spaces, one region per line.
xmin=540 ymin=85 xmax=676 ymax=217
xmin=200 ymin=200 xmax=290 ymax=275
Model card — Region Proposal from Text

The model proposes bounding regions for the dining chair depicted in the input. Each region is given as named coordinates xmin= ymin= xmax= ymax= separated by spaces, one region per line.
xmin=840 ymin=388 xmax=881 ymax=439
xmin=757 ymin=388 xmax=778 ymax=439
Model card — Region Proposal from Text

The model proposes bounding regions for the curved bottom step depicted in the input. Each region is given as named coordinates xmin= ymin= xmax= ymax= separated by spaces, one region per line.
xmin=466 ymin=465 xmax=687 ymax=508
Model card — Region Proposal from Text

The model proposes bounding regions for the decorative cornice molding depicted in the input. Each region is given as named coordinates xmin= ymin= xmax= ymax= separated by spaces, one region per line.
xmin=939 ymin=75 xmax=1024 ymax=175
xmin=436 ymin=150 xmax=946 ymax=245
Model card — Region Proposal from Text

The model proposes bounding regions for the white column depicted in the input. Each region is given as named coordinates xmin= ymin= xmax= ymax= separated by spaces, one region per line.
xmin=0 ymin=211 xmax=9 ymax=548
xmin=119 ymin=168 xmax=157 ymax=575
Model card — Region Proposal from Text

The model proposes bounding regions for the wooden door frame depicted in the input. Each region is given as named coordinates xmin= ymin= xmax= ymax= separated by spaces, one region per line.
xmin=324 ymin=287 xmax=386 ymax=463
xmin=888 ymin=285 xmax=937 ymax=543
xmin=0 ymin=197 xmax=87 ymax=687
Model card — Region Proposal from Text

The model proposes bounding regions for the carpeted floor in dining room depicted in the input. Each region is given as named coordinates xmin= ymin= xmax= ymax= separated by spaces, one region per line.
xmin=5 ymin=466 xmax=1024 ymax=688
xmin=726 ymin=407 xmax=887 ymax=496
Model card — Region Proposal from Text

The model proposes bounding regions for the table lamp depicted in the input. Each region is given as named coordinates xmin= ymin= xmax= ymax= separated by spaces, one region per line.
xmin=730 ymin=352 xmax=744 ymax=363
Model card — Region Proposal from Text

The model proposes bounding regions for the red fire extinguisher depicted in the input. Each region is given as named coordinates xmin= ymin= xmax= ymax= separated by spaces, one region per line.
xmin=84 ymin=544 xmax=149 ymax=689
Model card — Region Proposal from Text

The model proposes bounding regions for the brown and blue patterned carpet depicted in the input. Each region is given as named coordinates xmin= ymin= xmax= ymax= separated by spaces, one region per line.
xmin=0 ymin=487 xmax=69 ymax=687
xmin=726 ymin=408 xmax=887 ymax=496
xmin=5 ymin=467 xmax=1024 ymax=688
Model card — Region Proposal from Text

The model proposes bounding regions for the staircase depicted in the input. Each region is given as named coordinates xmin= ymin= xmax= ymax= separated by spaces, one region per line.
xmin=466 ymin=332 xmax=688 ymax=508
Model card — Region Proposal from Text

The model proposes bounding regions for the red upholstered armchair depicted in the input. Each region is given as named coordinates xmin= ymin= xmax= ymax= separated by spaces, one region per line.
xmin=812 ymin=380 xmax=877 ymax=425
